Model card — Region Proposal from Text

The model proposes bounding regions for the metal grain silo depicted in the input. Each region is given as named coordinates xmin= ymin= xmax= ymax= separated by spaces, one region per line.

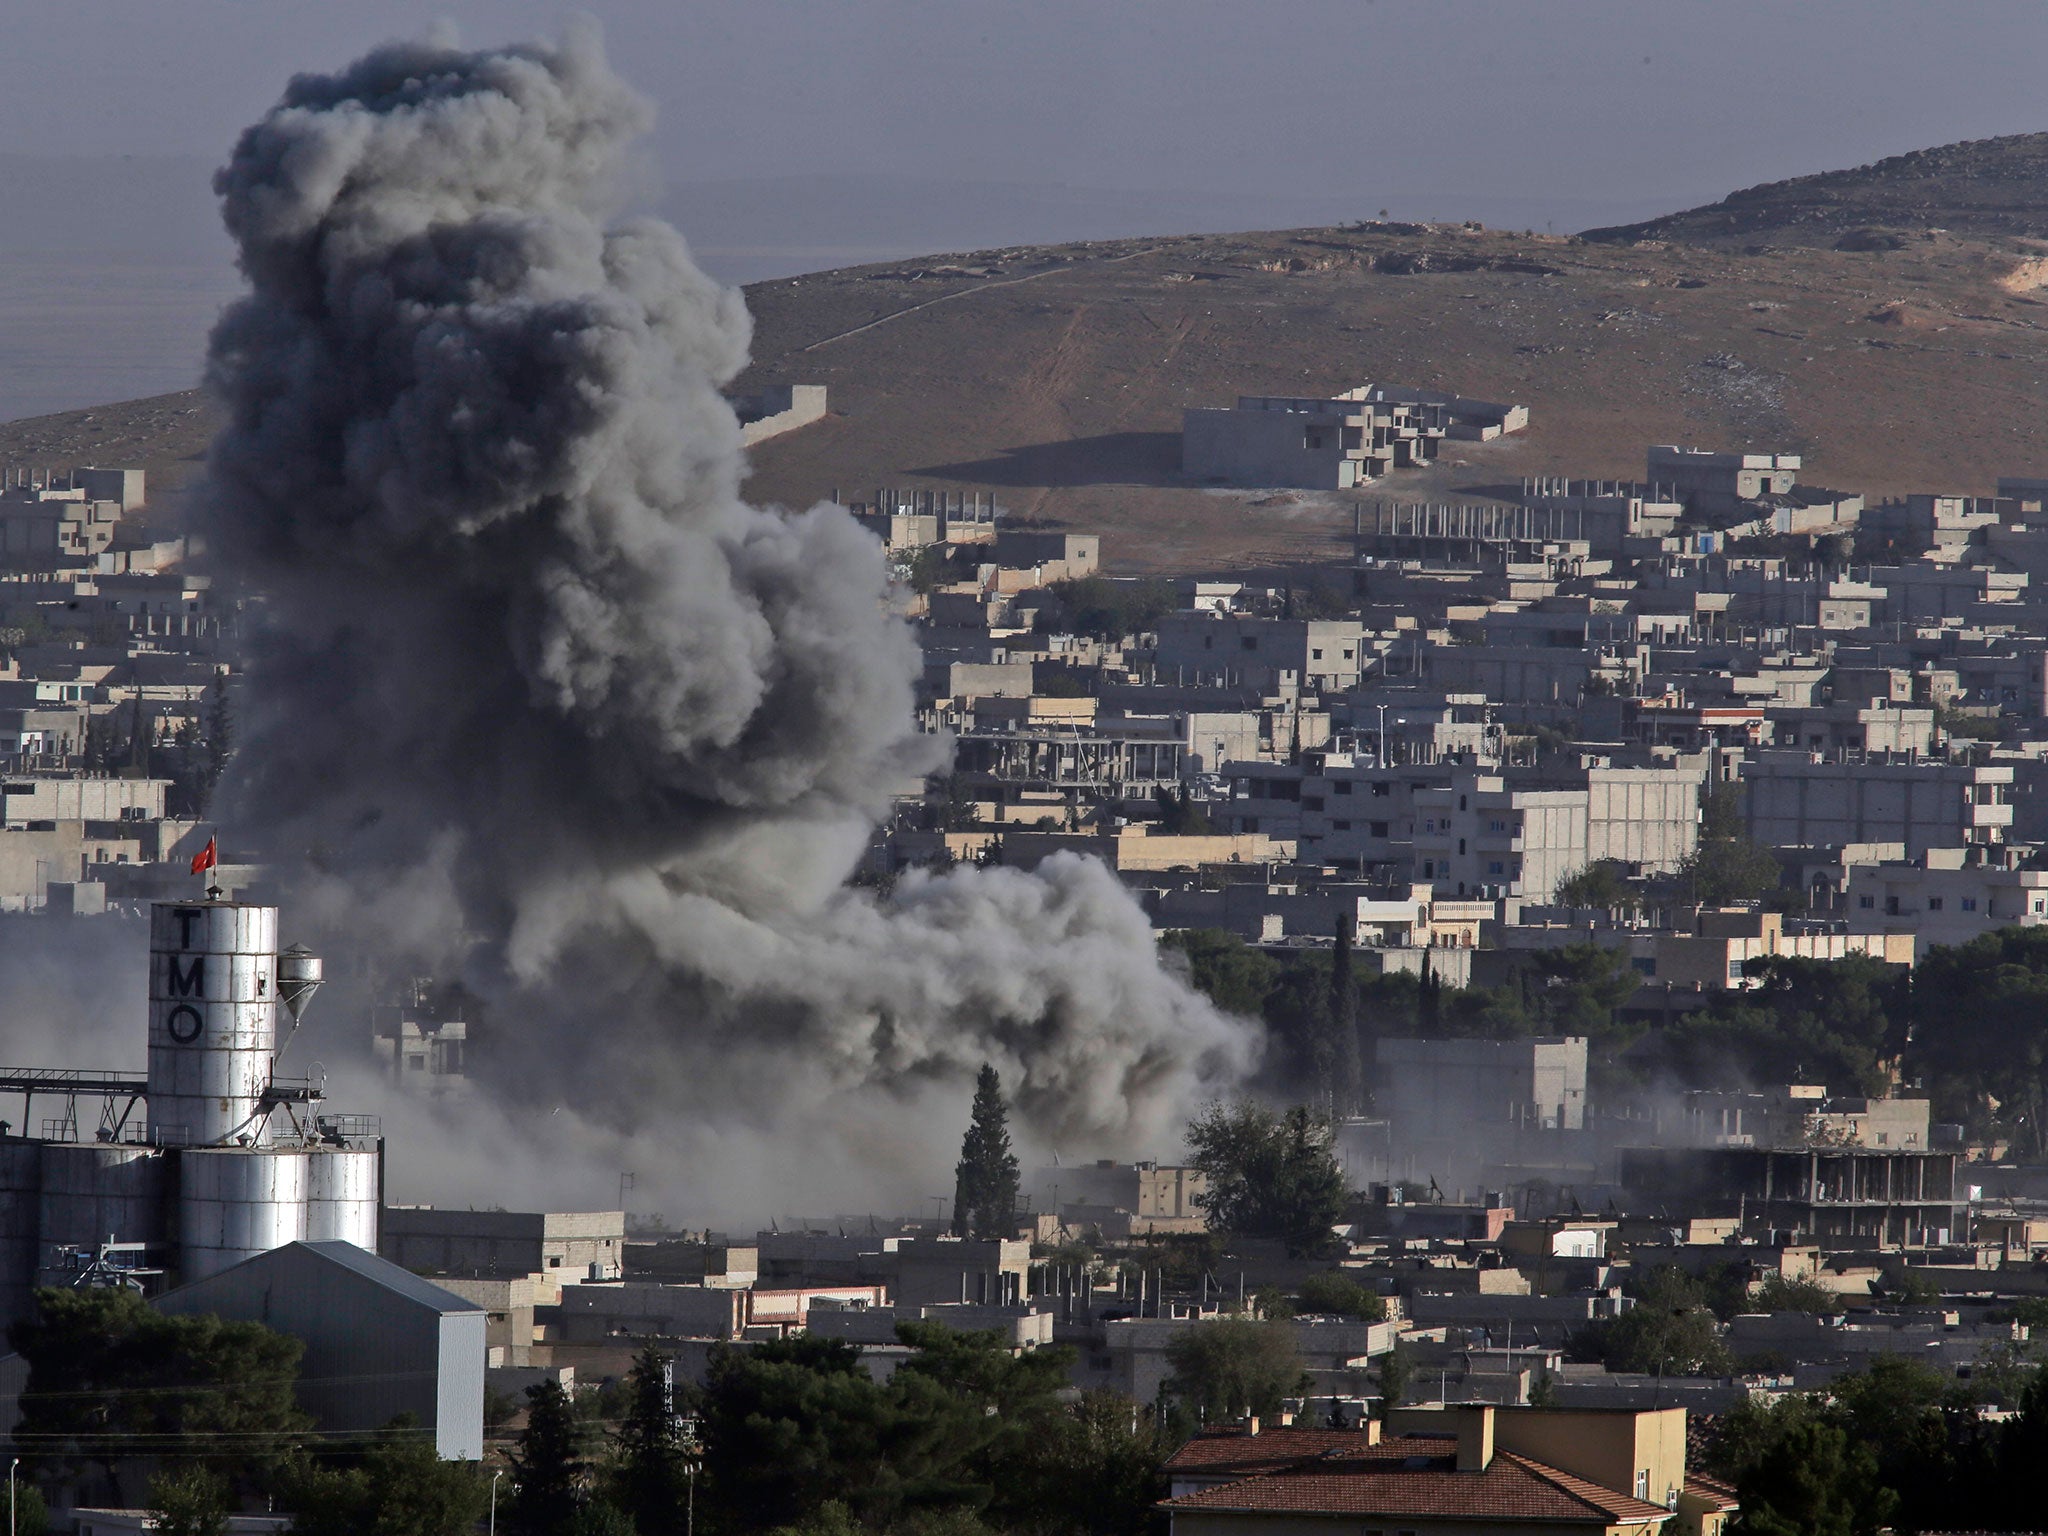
xmin=146 ymin=902 xmax=279 ymax=1147
xmin=304 ymin=1147 xmax=380 ymax=1248
xmin=36 ymin=1143 xmax=168 ymax=1262
xmin=0 ymin=1140 xmax=42 ymax=1324
xmin=177 ymin=1146 xmax=309 ymax=1281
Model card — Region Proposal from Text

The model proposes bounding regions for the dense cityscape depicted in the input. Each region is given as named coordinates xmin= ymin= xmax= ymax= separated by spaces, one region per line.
xmin=6 ymin=12 xmax=2048 ymax=1536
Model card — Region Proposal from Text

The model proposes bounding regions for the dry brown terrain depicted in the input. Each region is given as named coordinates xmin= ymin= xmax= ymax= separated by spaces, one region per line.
xmin=732 ymin=221 xmax=2048 ymax=575
xmin=12 ymin=138 xmax=2048 ymax=575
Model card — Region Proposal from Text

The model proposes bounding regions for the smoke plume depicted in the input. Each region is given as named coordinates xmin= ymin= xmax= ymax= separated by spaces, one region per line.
xmin=203 ymin=30 xmax=1256 ymax=1215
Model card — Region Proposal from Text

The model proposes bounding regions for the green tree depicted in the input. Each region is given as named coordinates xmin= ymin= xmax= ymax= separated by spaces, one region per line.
xmin=1151 ymin=785 xmax=1213 ymax=836
xmin=1909 ymin=928 xmax=2048 ymax=1157
xmin=1653 ymin=953 xmax=1903 ymax=1097
xmin=1295 ymin=1272 xmax=1386 ymax=1321
xmin=994 ymin=1390 xmax=1171 ymax=1536
xmin=147 ymin=1466 xmax=230 ymax=1536
xmin=1163 ymin=1319 xmax=1308 ymax=1422
xmin=1573 ymin=1267 xmax=1730 ymax=1376
xmin=1185 ymin=1102 xmax=1348 ymax=1256
xmin=9 ymin=1287 xmax=308 ymax=1500
xmin=605 ymin=1346 xmax=695 ymax=1536
xmin=1037 ymin=578 xmax=1177 ymax=643
xmin=510 ymin=1381 xmax=588 ymax=1536
xmin=700 ymin=1326 xmax=1072 ymax=1533
xmin=4 ymin=1481 xmax=48 ymax=1536
xmin=283 ymin=1425 xmax=491 ymax=1536
xmin=200 ymin=674 xmax=233 ymax=815
xmin=1989 ymin=1363 xmax=2048 ymax=1527
xmin=1525 ymin=942 xmax=1641 ymax=1042
xmin=1721 ymin=1407 xmax=1896 ymax=1536
xmin=1750 ymin=1275 xmax=1844 ymax=1314
xmin=1553 ymin=861 xmax=1640 ymax=913
xmin=568 ymin=1502 xmax=636 ymax=1536
xmin=1680 ymin=783 xmax=1781 ymax=905
xmin=1323 ymin=918 xmax=1364 ymax=1118
xmin=1374 ymin=1342 xmax=1411 ymax=1420
xmin=1160 ymin=930 xmax=1276 ymax=1019
xmin=953 ymin=1064 xmax=1022 ymax=1239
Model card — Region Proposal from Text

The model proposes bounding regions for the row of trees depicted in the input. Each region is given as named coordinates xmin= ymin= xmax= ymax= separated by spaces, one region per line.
xmin=1708 ymin=1355 xmax=2048 ymax=1536
xmin=8 ymin=1288 xmax=486 ymax=1536
xmin=1165 ymin=913 xmax=2048 ymax=1150
xmin=689 ymin=1325 xmax=1166 ymax=1536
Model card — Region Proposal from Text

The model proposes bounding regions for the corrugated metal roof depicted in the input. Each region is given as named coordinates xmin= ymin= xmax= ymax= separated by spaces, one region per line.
xmin=155 ymin=1240 xmax=484 ymax=1315
xmin=290 ymin=1240 xmax=485 ymax=1313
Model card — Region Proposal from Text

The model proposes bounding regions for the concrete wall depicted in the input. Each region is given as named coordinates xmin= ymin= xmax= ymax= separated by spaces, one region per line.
xmin=1583 ymin=768 xmax=1701 ymax=872
xmin=1376 ymin=1037 xmax=1588 ymax=1132
xmin=379 ymin=1207 xmax=625 ymax=1278
xmin=738 ymin=384 xmax=828 ymax=446
xmin=1184 ymin=407 xmax=1359 ymax=490
xmin=1743 ymin=756 xmax=2012 ymax=857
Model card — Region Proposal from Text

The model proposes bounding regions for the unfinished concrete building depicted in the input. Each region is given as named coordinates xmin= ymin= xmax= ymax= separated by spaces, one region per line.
xmin=1619 ymin=1145 xmax=1962 ymax=1247
xmin=1184 ymin=384 xmax=1528 ymax=490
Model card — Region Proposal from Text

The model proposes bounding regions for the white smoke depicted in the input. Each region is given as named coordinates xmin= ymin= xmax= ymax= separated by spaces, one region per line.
xmin=201 ymin=29 xmax=1257 ymax=1221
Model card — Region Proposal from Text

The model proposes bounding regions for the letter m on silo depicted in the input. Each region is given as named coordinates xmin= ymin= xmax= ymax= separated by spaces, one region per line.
xmin=167 ymin=955 xmax=205 ymax=997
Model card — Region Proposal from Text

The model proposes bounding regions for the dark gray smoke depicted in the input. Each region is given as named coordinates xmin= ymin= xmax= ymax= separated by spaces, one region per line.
xmin=203 ymin=30 xmax=1256 ymax=1215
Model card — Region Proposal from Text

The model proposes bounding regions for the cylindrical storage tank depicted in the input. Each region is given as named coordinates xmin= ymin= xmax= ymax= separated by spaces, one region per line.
xmin=36 ymin=1143 xmax=168 ymax=1271
xmin=304 ymin=1148 xmax=379 ymax=1250
xmin=0 ymin=1140 xmax=43 ymax=1328
xmin=176 ymin=1146 xmax=307 ymax=1282
xmin=147 ymin=902 xmax=279 ymax=1147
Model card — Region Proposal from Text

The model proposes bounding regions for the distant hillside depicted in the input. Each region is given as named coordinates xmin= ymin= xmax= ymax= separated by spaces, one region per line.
xmin=735 ymin=215 xmax=2048 ymax=574
xmin=18 ymin=136 xmax=2048 ymax=577
xmin=1583 ymin=134 xmax=2048 ymax=250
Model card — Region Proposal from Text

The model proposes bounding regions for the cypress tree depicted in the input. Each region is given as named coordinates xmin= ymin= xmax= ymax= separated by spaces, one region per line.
xmin=1329 ymin=916 xmax=1363 ymax=1118
xmin=952 ymin=1064 xmax=1021 ymax=1238
xmin=609 ymin=1346 xmax=693 ymax=1536
xmin=510 ymin=1381 xmax=586 ymax=1536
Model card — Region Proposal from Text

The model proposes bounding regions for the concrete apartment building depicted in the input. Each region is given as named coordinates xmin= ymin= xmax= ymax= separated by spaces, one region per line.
xmin=1680 ymin=1084 xmax=1933 ymax=1151
xmin=1646 ymin=446 xmax=1801 ymax=513
xmin=1841 ymin=846 xmax=2048 ymax=956
xmin=1184 ymin=392 xmax=1444 ymax=489
xmin=1741 ymin=752 xmax=2013 ymax=856
xmin=1183 ymin=385 xmax=1527 ymax=490
xmin=1153 ymin=615 xmax=1367 ymax=693
xmin=379 ymin=1207 xmax=627 ymax=1279
xmin=1033 ymin=1160 xmax=1208 ymax=1228
xmin=1620 ymin=1144 xmax=1963 ymax=1247
xmin=1377 ymin=1036 xmax=1589 ymax=1133
xmin=1223 ymin=757 xmax=1698 ymax=894
xmin=1413 ymin=775 xmax=1587 ymax=900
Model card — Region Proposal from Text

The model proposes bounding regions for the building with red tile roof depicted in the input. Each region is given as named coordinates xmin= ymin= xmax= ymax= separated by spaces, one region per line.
xmin=1162 ymin=1406 xmax=1736 ymax=1536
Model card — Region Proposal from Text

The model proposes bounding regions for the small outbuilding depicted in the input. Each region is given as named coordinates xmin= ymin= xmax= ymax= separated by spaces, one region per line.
xmin=153 ymin=1239 xmax=485 ymax=1459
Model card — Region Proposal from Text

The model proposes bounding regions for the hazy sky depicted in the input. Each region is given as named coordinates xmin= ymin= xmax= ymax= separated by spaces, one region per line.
xmin=2 ymin=1 xmax=2045 ymax=421
xmin=10 ymin=1 xmax=2048 ymax=220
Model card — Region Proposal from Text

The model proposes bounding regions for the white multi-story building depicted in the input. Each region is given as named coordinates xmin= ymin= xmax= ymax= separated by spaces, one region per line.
xmin=1842 ymin=846 xmax=2048 ymax=957
xmin=1152 ymin=615 xmax=1368 ymax=694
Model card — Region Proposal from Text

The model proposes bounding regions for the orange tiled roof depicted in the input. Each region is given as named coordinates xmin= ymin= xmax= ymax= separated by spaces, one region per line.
xmin=1166 ymin=1426 xmax=1379 ymax=1479
xmin=1161 ymin=1437 xmax=1673 ymax=1526
xmin=1685 ymin=1473 xmax=1740 ymax=1513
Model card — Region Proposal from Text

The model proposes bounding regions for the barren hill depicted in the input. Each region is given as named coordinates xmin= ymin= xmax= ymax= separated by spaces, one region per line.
xmin=12 ymin=139 xmax=2048 ymax=576
xmin=735 ymin=217 xmax=2048 ymax=573
xmin=1583 ymin=133 xmax=2048 ymax=250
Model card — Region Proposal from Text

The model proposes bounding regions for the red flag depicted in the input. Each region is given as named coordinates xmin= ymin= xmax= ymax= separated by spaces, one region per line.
xmin=190 ymin=837 xmax=218 ymax=876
